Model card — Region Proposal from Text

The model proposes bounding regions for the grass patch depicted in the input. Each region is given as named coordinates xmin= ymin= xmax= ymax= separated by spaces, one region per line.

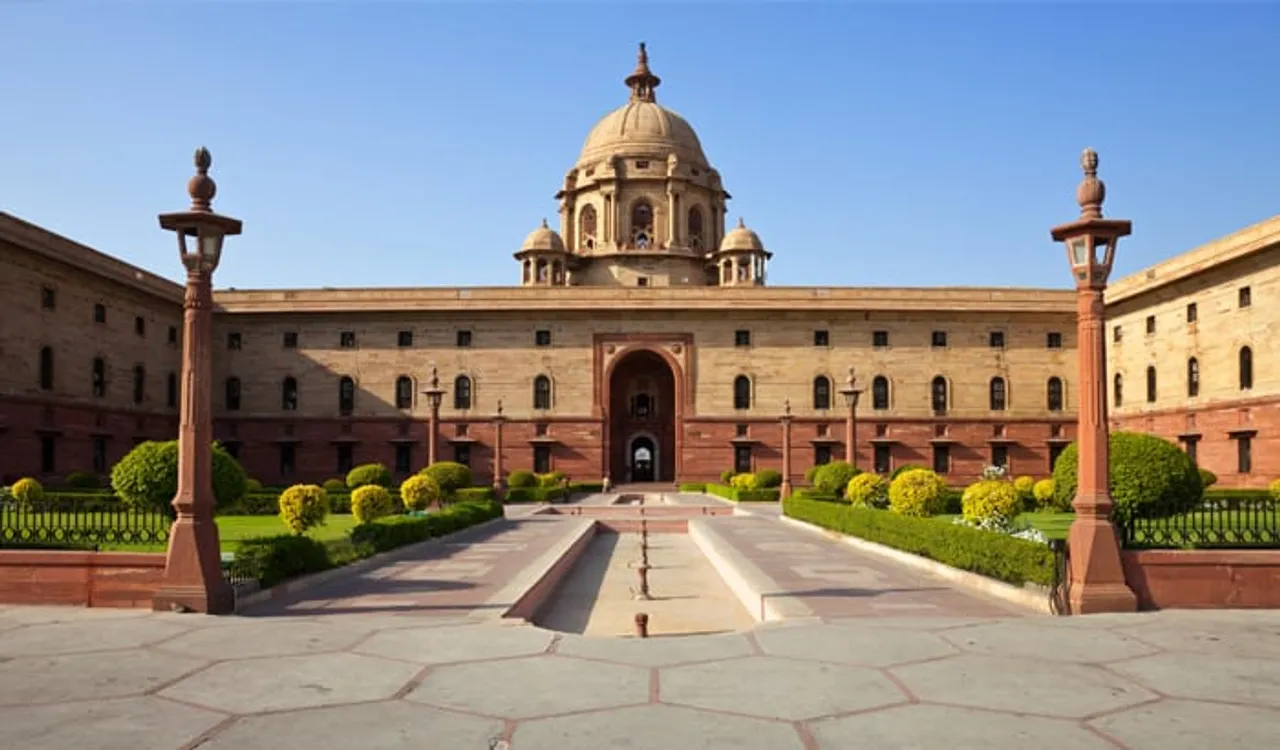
xmin=935 ymin=512 xmax=1075 ymax=541
xmin=96 ymin=515 xmax=359 ymax=553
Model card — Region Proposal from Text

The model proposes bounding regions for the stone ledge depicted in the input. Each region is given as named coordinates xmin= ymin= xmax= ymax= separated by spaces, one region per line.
xmin=495 ymin=519 xmax=597 ymax=623
xmin=687 ymin=520 xmax=814 ymax=622
xmin=777 ymin=515 xmax=1052 ymax=615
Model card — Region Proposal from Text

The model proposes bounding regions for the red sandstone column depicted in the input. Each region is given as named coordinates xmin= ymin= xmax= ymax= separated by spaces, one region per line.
xmin=423 ymin=365 xmax=444 ymax=466
xmin=492 ymin=399 xmax=505 ymax=501
xmin=780 ymin=399 xmax=793 ymax=499
xmin=838 ymin=367 xmax=861 ymax=469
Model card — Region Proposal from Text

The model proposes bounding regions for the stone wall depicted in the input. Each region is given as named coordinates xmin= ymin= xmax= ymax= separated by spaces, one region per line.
xmin=0 ymin=550 xmax=167 ymax=607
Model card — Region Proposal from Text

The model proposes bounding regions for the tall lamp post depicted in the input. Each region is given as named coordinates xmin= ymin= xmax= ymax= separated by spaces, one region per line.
xmin=780 ymin=398 xmax=793 ymax=499
xmin=837 ymin=367 xmax=862 ymax=468
xmin=422 ymin=364 xmax=445 ymax=466
xmin=1050 ymin=148 xmax=1137 ymax=614
xmin=153 ymin=147 xmax=242 ymax=614
xmin=492 ymin=398 xmax=506 ymax=501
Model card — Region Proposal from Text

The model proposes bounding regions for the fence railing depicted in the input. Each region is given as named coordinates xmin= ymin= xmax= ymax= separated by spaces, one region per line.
xmin=1116 ymin=496 xmax=1280 ymax=549
xmin=0 ymin=500 xmax=171 ymax=549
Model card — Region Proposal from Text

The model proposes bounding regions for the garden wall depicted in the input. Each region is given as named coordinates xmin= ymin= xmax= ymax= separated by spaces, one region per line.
xmin=1122 ymin=549 xmax=1280 ymax=609
xmin=0 ymin=550 xmax=166 ymax=608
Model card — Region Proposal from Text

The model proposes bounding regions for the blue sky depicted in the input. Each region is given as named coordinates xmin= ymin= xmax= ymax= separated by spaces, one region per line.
xmin=2 ymin=3 xmax=1277 ymax=290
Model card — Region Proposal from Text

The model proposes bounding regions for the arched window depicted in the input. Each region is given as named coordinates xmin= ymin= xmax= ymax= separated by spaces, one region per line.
xmin=1145 ymin=366 xmax=1157 ymax=403
xmin=1113 ymin=373 xmax=1123 ymax=408
xmin=132 ymin=365 xmax=146 ymax=405
xmin=1240 ymin=346 xmax=1253 ymax=390
xmin=631 ymin=200 xmax=653 ymax=247
xmin=533 ymin=375 xmax=552 ymax=410
xmin=579 ymin=204 xmax=597 ymax=250
xmin=92 ymin=357 xmax=106 ymax=398
xmin=282 ymin=377 xmax=298 ymax=411
xmin=166 ymin=372 xmax=178 ymax=408
xmin=38 ymin=346 xmax=53 ymax=390
xmin=1187 ymin=358 xmax=1200 ymax=397
xmin=687 ymin=206 xmax=704 ymax=249
xmin=733 ymin=375 xmax=751 ymax=410
xmin=395 ymin=376 xmax=413 ymax=409
xmin=454 ymin=375 xmax=472 ymax=410
xmin=226 ymin=377 xmax=242 ymax=411
xmin=813 ymin=376 xmax=831 ymax=410
xmin=1047 ymin=377 xmax=1064 ymax=412
xmin=931 ymin=376 xmax=948 ymax=413
xmin=872 ymin=376 xmax=890 ymax=410
xmin=988 ymin=377 xmax=1006 ymax=411
xmin=338 ymin=376 xmax=355 ymax=415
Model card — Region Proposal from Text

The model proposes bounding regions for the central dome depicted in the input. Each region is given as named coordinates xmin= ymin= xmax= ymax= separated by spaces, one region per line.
xmin=576 ymin=44 xmax=709 ymax=168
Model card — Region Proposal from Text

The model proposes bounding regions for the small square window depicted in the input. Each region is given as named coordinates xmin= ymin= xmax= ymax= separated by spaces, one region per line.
xmin=535 ymin=330 xmax=552 ymax=347
xmin=1113 ymin=325 xmax=1123 ymax=342
xmin=283 ymin=332 xmax=298 ymax=348
xmin=1239 ymin=286 xmax=1252 ymax=308
xmin=1186 ymin=303 xmax=1198 ymax=323
xmin=456 ymin=330 xmax=472 ymax=348
xmin=339 ymin=331 xmax=356 ymax=348
xmin=931 ymin=330 xmax=947 ymax=348
xmin=227 ymin=333 xmax=242 ymax=350
xmin=635 ymin=160 xmax=650 ymax=169
xmin=93 ymin=303 xmax=106 ymax=323
xmin=872 ymin=330 xmax=889 ymax=348
xmin=735 ymin=423 xmax=748 ymax=437
xmin=41 ymin=286 xmax=57 ymax=310
xmin=1046 ymin=331 xmax=1063 ymax=349
xmin=167 ymin=325 xmax=177 ymax=344
xmin=636 ymin=277 xmax=650 ymax=287
xmin=813 ymin=329 xmax=830 ymax=347
xmin=989 ymin=331 xmax=1005 ymax=348
xmin=734 ymin=330 xmax=751 ymax=347
xmin=397 ymin=331 xmax=413 ymax=347
xmin=134 ymin=316 xmax=146 ymax=336
xmin=535 ymin=422 xmax=549 ymax=437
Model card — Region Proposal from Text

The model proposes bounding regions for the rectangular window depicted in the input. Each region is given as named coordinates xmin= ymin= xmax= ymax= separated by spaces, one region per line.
xmin=168 ymin=325 xmax=178 ymax=344
xmin=1049 ymin=444 xmax=1065 ymax=474
xmin=874 ymin=445 xmax=891 ymax=474
xmin=166 ymin=372 xmax=177 ymax=408
xmin=279 ymin=443 xmax=296 ymax=477
xmin=932 ymin=444 xmax=950 ymax=474
xmin=227 ymin=333 xmax=242 ymax=350
xmin=734 ymin=329 xmax=751 ymax=347
xmin=133 ymin=316 xmax=145 ymax=336
xmin=453 ymin=443 xmax=471 ymax=467
xmin=931 ymin=330 xmax=947 ymax=348
xmin=813 ymin=329 xmax=829 ymax=347
xmin=533 ymin=445 xmax=552 ymax=474
xmin=535 ymin=329 xmax=552 ymax=347
xmin=813 ymin=445 xmax=832 ymax=466
xmin=872 ymin=330 xmax=889 ymax=348
xmin=1113 ymin=325 xmax=1122 ymax=343
xmin=397 ymin=330 xmax=413 ymax=347
xmin=456 ymin=330 xmax=472 ymax=348
xmin=735 ymin=423 xmax=748 ymax=437
xmin=91 ymin=436 xmax=107 ymax=473
xmin=1181 ymin=436 xmax=1199 ymax=464
xmin=1186 ymin=303 xmax=1198 ymax=323
xmin=93 ymin=303 xmax=106 ymax=323
xmin=991 ymin=445 xmax=1009 ymax=470
xmin=336 ymin=444 xmax=354 ymax=474
xmin=1239 ymin=286 xmax=1252 ymax=308
xmin=339 ymin=331 xmax=356 ymax=348
xmin=1145 ymin=315 xmax=1156 ymax=334
xmin=41 ymin=286 xmax=56 ymax=310
xmin=733 ymin=445 xmax=752 ymax=474
xmin=1237 ymin=436 xmax=1253 ymax=474
xmin=636 ymin=277 xmax=650 ymax=287
xmin=40 ymin=435 xmax=57 ymax=473
xmin=1046 ymin=331 xmax=1063 ymax=349
xmin=989 ymin=331 xmax=1005 ymax=348
xmin=394 ymin=444 xmax=412 ymax=473
xmin=283 ymin=332 xmax=298 ymax=348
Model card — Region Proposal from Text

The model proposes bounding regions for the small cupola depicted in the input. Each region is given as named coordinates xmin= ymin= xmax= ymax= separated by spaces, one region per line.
xmin=710 ymin=218 xmax=771 ymax=286
xmin=514 ymin=219 xmax=573 ymax=286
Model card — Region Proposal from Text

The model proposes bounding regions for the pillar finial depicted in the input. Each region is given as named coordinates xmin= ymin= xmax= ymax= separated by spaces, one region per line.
xmin=1076 ymin=148 xmax=1106 ymax=220
xmin=784 ymin=398 xmax=792 ymax=417
xmin=496 ymin=398 xmax=504 ymax=418
xmin=846 ymin=366 xmax=856 ymax=388
xmin=625 ymin=42 xmax=661 ymax=103
xmin=187 ymin=147 xmax=217 ymax=212
xmin=429 ymin=363 xmax=439 ymax=390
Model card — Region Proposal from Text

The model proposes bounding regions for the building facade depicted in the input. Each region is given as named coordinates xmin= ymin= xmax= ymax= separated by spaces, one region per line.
xmin=1 ymin=46 xmax=1276 ymax=488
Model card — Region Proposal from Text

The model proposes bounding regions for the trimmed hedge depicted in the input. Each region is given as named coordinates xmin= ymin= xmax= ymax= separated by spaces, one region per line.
xmin=679 ymin=482 xmax=707 ymax=493
xmin=453 ymin=486 xmax=497 ymax=503
xmin=706 ymin=484 xmax=780 ymax=502
xmin=234 ymin=535 xmax=336 ymax=589
xmin=503 ymin=486 xmax=566 ymax=504
xmin=1052 ymin=432 xmax=1202 ymax=518
xmin=784 ymin=494 xmax=1056 ymax=587
xmin=349 ymin=500 xmax=503 ymax=555
xmin=111 ymin=440 xmax=247 ymax=517
xmin=568 ymin=481 xmax=604 ymax=494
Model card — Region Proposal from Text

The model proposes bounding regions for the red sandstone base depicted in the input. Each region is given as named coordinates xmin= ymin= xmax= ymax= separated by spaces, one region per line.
xmin=0 ymin=550 xmax=167 ymax=607
xmin=1123 ymin=549 xmax=1280 ymax=609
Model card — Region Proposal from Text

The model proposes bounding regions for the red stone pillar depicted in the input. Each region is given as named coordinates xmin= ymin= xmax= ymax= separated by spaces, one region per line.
xmin=780 ymin=399 xmax=793 ymax=499
xmin=423 ymin=365 xmax=444 ymax=467
xmin=492 ymin=399 xmax=506 ymax=501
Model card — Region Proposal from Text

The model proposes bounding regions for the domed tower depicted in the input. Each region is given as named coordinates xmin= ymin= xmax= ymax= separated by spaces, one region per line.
xmin=551 ymin=43 xmax=735 ymax=287
xmin=514 ymin=219 xmax=573 ymax=286
xmin=710 ymin=218 xmax=771 ymax=286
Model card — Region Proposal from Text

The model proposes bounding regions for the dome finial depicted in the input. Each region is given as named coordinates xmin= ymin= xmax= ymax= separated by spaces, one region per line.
xmin=625 ymin=42 xmax=661 ymax=103
xmin=541 ymin=217 xmax=549 ymax=228
xmin=187 ymin=146 xmax=217 ymax=212
xmin=736 ymin=217 xmax=745 ymax=228
xmin=1076 ymin=147 xmax=1106 ymax=219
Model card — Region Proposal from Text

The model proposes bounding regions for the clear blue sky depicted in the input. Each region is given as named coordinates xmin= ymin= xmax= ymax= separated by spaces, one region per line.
xmin=3 ymin=3 xmax=1278 ymax=291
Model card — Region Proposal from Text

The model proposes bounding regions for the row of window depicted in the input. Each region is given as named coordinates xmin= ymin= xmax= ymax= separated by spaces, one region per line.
xmin=734 ymin=329 xmax=1065 ymax=349
xmin=1115 ymin=347 xmax=1254 ymax=406
xmin=226 ymin=374 xmax=540 ymax=413
xmin=37 ymin=348 xmax=177 ymax=407
xmin=1114 ymin=285 xmax=1253 ymax=342
xmin=40 ymin=286 xmax=178 ymax=343
xmin=734 ymin=374 xmax=1067 ymax=413
xmin=225 ymin=328 xmax=510 ymax=351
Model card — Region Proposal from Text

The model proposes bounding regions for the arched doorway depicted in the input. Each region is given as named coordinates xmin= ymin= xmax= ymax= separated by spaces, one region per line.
xmin=607 ymin=349 xmax=677 ymax=483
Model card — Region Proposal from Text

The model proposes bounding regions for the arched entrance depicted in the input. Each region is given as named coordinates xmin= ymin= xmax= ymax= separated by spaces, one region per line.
xmin=607 ymin=349 xmax=677 ymax=483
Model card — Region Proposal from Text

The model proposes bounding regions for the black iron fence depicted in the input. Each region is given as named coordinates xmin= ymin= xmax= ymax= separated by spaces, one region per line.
xmin=0 ymin=499 xmax=171 ymax=549
xmin=1116 ymin=496 xmax=1279 ymax=549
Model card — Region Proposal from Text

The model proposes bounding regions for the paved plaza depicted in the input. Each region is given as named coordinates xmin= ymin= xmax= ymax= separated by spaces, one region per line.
xmin=1 ymin=496 xmax=1278 ymax=748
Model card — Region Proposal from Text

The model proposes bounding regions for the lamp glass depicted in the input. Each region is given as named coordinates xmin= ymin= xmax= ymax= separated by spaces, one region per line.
xmin=199 ymin=228 xmax=225 ymax=267
xmin=1093 ymin=236 xmax=1113 ymax=269
xmin=1069 ymin=237 xmax=1089 ymax=269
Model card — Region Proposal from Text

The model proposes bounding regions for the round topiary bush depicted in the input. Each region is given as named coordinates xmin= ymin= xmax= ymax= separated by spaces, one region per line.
xmin=1033 ymin=479 xmax=1056 ymax=508
xmin=419 ymin=461 xmax=473 ymax=496
xmin=400 ymin=473 xmax=441 ymax=511
xmin=1051 ymin=432 xmax=1202 ymax=518
xmin=246 ymin=478 xmax=263 ymax=493
xmin=962 ymin=479 xmax=1020 ymax=523
xmin=65 ymin=471 xmax=100 ymax=490
xmin=814 ymin=461 xmax=859 ymax=497
xmin=507 ymin=470 xmax=537 ymax=489
xmin=537 ymin=471 xmax=565 ymax=488
xmin=1198 ymin=468 xmax=1218 ymax=490
xmin=888 ymin=469 xmax=948 ymax=517
xmin=1270 ymin=478 xmax=1280 ymax=502
xmin=111 ymin=440 xmax=247 ymax=517
xmin=890 ymin=463 xmax=926 ymax=481
xmin=803 ymin=465 xmax=821 ymax=485
xmin=720 ymin=469 xmax=736 ymax=484
xmin=731 ymin=473 xmax=759 ymax=491
xmin=754 ymin=468 xmax=782 ymax=489
xmin=345 ymin=463 xmax=392 ymax=490
xmin=322 ymin=478 xmax=348 ymax=493
xmin=845 ymin=473 xmax=888 ymax=508
xmin=11 ymin=477 xmax=44 ymax=505
xmin=350 ymin=485 xmax=395 ymax=524
xmin=1013 ymin=474 xmax=1035 ymax=499
xmin=278 ymin=484 xmax=329 ymax=535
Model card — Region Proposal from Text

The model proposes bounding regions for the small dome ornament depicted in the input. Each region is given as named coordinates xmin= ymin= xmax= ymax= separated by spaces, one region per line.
xmin=187 ymin=146 xmax=217 ymax=213
xmin=1076 ymin=148 xmax=1106 ymax=220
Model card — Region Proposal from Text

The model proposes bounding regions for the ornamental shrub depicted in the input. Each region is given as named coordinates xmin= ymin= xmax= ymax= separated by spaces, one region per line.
xmin=814 ymin=461 xmax=859 ymax=497
xmin=65 ymin=471 xmax=100 ymax=490
xmin=346 ymin=463 xmax=392 ymax=490
xmin=731 ymin=473 xmax=759 ymax=491
xmin=1051 ymin=432 xmax=1202 ymax=518
xmin=1032 ymin=479 xmax=1056 ymax=507
xmin=537 ymin=471 xmax=565 ymax=488
xmin=111 ymin=440 xmax=247 ymax=517
xmin=246 ymin=478 xmax=263 ymax=493
xmin=803 ymin=465 xmax=821 ymax=484
xmin=322 ymin=478 xmax=348 ymax=493
xmin=754 ymin=468 xmax=782 ymax=489
xmin=888 ymin=468 xmax=948 ymax=517
xmin=720 ymin=469 xmax=736 ymax=484
xmin=845 ymin=473 xmax=888 ymax=508
xmin=1013 ymin=475 xmax=1035 ymax=502
xmin=1198 ymin=468 xmax=1218 ymax=489
xmin=11 ymin=477 xmax=44 ymax=505
xmin=278 ymin=484 xmax=329 ymax=535
xmin=1270 ymin=478 xmax=1280 ymax=502
xmin=890 ymin=463 xmax=926 ymax=481
xmin=419 ymin=461 xmax=473 ymax=496
xmin=962 ymin=480 xmax=1020 ymax=523
xmin=399 ymin=473 xmax=441 ymax=511
xmin=351 ymin=485 xmax=396 ymax=524
xmin=507 ymin=470 xmax=537 ymax=488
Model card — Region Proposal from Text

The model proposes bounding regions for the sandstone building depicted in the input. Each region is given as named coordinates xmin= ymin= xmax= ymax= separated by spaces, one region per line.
xmin=1 ymin=46 xmax=1276 ymax=488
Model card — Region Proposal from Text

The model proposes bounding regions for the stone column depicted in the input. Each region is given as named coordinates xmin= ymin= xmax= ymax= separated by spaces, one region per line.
xmin=492 ymin=399 xmax=506 ymax=501
xmin=780 ymin=399 xmax=793 ymax=499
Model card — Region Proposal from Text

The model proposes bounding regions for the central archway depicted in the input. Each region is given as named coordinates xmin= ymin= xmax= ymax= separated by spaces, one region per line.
xmin=607 ymin=349 xmax=677 ymax=483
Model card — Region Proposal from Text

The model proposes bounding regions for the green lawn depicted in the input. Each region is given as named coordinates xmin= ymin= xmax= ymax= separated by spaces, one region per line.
xmin=3 ymin=512 xmax=358 ymax=554
xmin=935 ymin=512 xmax=1075 ymax=540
